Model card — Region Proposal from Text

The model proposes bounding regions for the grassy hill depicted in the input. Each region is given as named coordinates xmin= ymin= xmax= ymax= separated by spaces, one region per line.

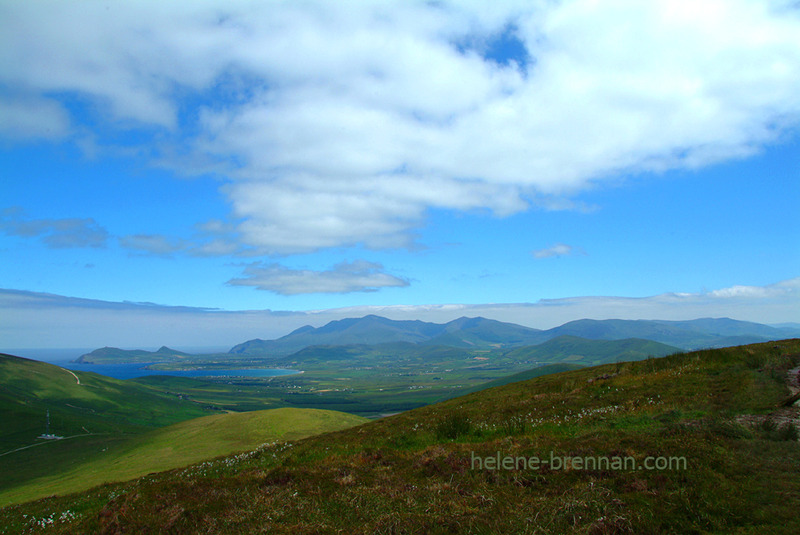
xmin=502 ymin=335 xmax=680 ymax=366
xmin=0 ymin=408 xmax=367 ymax=507
xmin=75 ymin=346 xmax=194 ymax=364
xmin=0 ymin=354 xmax=216 ymax=452
xmin=451 ymin=362 xmax=585 ymax=397
xmin=2 ymin=339 xmax=798 ymax=533
xmin=0 ymin=354 xmax=293 ymax=501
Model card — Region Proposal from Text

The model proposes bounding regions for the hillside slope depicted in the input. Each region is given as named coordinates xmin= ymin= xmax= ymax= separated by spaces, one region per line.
xmin=4 ymin=339 xmax=798 ymax=534
xmin=502 ymin=335 xmax=680 ymax=366
xmin=450 ymin=362 xmax=585 ymax=397
xmin=75 ymin=346 xmax=192 ymax=364
xmin=0 ymin=354 xmax=214 ymax=452
xmin=0 ymin=408 xmax=367 ymax=507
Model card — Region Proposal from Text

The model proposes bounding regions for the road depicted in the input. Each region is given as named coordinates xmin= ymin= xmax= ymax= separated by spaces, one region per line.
xmin=65 ymin=368 xmax=81 ymax=385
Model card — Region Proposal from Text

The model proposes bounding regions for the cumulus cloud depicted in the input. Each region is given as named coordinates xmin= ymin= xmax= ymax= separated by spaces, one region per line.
xmin=227 ymin=260 xmax=410 ymax=295
xmin=2 ymin=1 xmax=800 ymax=253
xmin=532 ymin=243 xmax=585 ymax=259
xmin=0 ymin=208 xmax=108 ymax=248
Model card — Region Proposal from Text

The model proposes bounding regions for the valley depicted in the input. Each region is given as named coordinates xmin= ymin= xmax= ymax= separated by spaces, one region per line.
xmin=1 ymin=315 xmax=798 ymax=533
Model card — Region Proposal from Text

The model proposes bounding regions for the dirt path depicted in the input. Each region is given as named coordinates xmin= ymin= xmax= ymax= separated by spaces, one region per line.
xmin=788 ymin=366 xmax=800 ymax=395
xmin=65 ymin=368 xmax=81 ymax=385
xmin=0 ymin=433 xmax=104 ymax=457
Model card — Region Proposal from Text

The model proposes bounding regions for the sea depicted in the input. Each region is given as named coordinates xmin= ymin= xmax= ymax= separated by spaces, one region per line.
xmin=2 ymin=348 xmax=300 ymax=380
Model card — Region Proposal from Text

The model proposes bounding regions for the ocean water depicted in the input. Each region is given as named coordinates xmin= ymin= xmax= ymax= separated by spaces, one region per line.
xmin=2 ymin=348 xmax=299 ymax=380
xmin=57 ymin=361 xmax=300 ymax=380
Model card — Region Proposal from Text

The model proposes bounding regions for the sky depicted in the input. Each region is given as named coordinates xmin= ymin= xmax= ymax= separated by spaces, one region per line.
xmin=1 ymin=0 xmax=799 ymax=349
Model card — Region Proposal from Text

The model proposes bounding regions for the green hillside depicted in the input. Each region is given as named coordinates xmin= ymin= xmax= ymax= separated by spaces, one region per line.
xmin=0 ymin=354 xmax=215 ymax=452
xmin=502 ymin=335 xmax=680 ymax=366
xmin=75 ymin=346 xmax=193 ymax=364
xmin=3 ymin=339 xmax=798 ymax=533
xmin=451 ymin=362 xmax=585 ymax=397
xmin=0 ymin=408 xmax=367 ymax=507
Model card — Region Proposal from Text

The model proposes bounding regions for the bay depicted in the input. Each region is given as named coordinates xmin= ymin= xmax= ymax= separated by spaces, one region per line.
xmin=52 ymin=360 xmax=300 ymax=380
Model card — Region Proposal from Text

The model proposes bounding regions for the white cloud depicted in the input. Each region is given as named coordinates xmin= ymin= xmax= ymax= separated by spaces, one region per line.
xmin=707 ymin=278 xmax=800 ymax=299
xmin=2 ymin=1 xmax=799 ymax=252
xmin=532 ymin=243 xmax=585 ymax=259
xmin=0 ymin=94 xmax=70 ymax=140
xmin=227 ymin=260 xmax=410 ymax=295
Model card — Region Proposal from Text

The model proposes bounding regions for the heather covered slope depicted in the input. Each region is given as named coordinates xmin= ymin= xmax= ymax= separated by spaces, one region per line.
xmin=4 ymin=339 xmax=799 ymax=534
xmin=500 ymin=335 xmax=679 ymax=366
xmin=449 ymin=362 xmax=585 ymax=397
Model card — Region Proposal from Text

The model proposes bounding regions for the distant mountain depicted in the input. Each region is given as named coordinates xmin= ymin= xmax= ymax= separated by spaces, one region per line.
xmin=75 ymin=346 xmax=191 ymax=364
xmin=546 ymin=318 xmax=798 ymax=349
xmin=770 ymin=322 xmax=800 ymax=331
xmin=422 ymin=316 xmax=544 ymax=348
xmin=79 ymin=315 xmax=798 ymax=364
xmin=242 ymin=336 xmax=679 ymax=377
xmin=228 ymin=315 xmax=543 ymax=356
xmin=229 ymin=315 xmax=796 ymax=357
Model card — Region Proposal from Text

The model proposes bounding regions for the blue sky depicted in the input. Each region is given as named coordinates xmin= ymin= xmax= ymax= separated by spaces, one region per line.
xmin=1 ymin=0 xmax=799 ymax=348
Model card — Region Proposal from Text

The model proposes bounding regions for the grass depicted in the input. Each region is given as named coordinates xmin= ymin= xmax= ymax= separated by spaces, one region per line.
xmin=0 ymin=408 xmax=367 ymax=507
xmin=0 ymin=354 xmax=227 ymax=502
xmin=0 ymin=349 xmax=584 ymax=507
xmin=0 ymin=354 xmax=216 ymax=452
xmin=1 ymin=339 xmax=798 ymax=533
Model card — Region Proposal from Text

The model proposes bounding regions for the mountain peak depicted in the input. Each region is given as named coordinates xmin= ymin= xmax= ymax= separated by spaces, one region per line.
xmin=229 ymin=315 xmax=546 ymax=356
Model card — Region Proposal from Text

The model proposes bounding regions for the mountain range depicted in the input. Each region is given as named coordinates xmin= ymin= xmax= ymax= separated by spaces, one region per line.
xmin=228 ymin=315 xmax=800 ymax=356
